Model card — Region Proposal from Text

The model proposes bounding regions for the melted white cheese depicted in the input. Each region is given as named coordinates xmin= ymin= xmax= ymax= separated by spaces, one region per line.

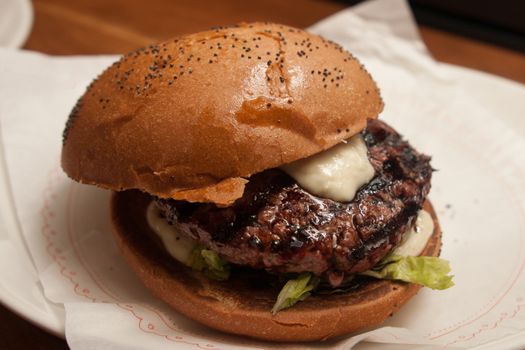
xmin=146 ymin=203 xmax=197 ymax=265
xmin=280 ymin=134 xmax=375 ymax=202
xmin=393 ymin=210 xmax=434 ymax=257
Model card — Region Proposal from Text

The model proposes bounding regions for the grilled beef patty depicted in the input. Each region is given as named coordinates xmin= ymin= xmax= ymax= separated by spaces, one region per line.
xmin=156 ymin=120 xmax=432 ymax=286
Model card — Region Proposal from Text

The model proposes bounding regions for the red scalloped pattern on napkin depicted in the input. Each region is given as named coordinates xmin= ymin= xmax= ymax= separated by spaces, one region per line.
xmin=41 ymin=167 xmax=221 ymax=349
xmin=426 ymin=113 xmax=525 ymax=346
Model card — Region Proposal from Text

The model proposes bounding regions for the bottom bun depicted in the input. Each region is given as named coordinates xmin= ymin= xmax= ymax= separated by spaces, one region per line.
xmin=111 ymin=190 xmax=442 ymax=342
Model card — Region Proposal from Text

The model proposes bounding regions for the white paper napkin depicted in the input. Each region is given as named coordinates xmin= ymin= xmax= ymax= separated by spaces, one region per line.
xmin=1 ymin=0 xmax=525 ymax=349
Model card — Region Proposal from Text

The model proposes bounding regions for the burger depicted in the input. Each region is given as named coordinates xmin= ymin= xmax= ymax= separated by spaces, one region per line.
xmin=61 ymin=23 xmax=453 ymax=342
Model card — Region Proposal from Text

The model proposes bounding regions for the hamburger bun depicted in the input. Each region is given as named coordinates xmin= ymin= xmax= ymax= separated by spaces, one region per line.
xmin=111 ymin=190 xmax=442 ymax=342
xmin=61 ymin=22 xmax=383 ymax=206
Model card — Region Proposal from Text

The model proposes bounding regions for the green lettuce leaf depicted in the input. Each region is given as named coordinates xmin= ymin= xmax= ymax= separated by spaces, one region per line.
xmin=185 ymin=246 xmax=207 ymax=271
xmin=361 ymin=254 xmax=454 ymax=290
xmin=201 ymin=249 xmax=230 ymax=281
xmin=186 ymin=246 xmax=230 ymax=281
xmin=272 ymin=273 xmax=320 ymax=314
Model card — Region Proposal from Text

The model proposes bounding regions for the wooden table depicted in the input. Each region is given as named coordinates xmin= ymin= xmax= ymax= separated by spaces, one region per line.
xmin=3 ymin=0 xmax=524 ymax=349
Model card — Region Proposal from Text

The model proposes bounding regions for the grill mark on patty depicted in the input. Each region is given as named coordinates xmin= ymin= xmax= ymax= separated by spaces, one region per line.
xmin=156 ymin=119 xmax=432 ymax=284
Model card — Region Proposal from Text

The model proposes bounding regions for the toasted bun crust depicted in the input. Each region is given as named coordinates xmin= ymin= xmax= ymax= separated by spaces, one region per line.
xmin=62 ymin=23 xmax=383 ymax=205
xmin=111 ymin=190 xmax=442 ymax=342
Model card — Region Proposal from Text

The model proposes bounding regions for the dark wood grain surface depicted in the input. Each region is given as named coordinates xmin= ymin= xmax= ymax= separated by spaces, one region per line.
xmin=3 ymin=0 xmax=524 ymax=349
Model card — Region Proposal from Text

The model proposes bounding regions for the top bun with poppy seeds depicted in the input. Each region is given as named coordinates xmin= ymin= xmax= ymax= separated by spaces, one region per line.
xmin=61 ymin=22 xmax=383 ymax=205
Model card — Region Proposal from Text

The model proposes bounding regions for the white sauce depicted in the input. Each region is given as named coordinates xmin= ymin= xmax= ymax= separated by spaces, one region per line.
xmin=146 ymin=203 xmax=197 ymax=265
xmin=280 ymin=134 xmax=375 ymax=202
xmin=393 ymin=210 xmax=434 ymax=257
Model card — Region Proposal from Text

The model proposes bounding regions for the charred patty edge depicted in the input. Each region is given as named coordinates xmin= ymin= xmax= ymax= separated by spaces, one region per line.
xmin=156 ymin=119 xmax=432 ymax=284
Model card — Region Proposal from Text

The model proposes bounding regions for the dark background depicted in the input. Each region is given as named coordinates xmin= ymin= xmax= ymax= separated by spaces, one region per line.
xmin=343 ymin=0 xmax=525 ymax=52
